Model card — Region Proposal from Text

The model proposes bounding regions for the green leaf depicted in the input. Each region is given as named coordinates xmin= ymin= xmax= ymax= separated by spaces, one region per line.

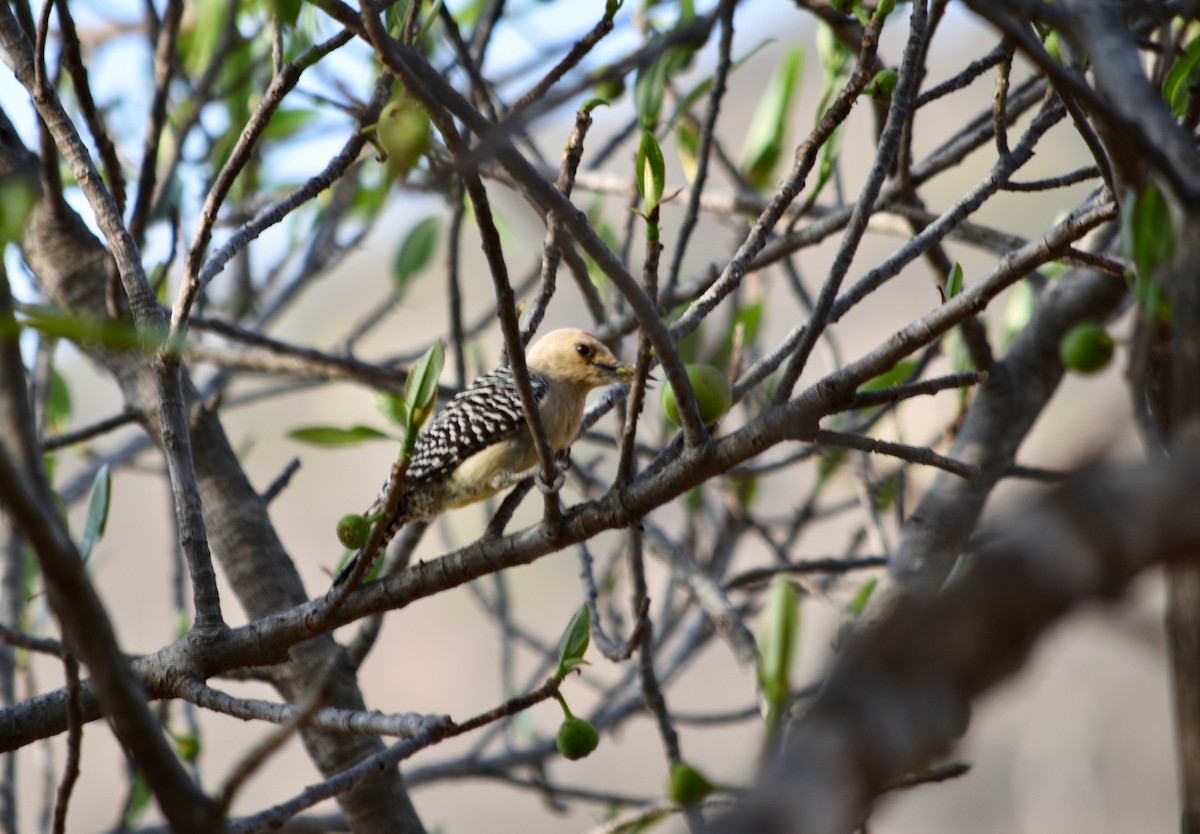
xmin=555 ymin=603 xmax=592 ymax=680
xmin=857 ymin=359 xmax=916 ymax=394
xmin=845 ymin=576 xmax=877 ymax=616
xmin=78 ymin=463 xmax=111 ymax=562
xmin=709 ymin=301 xmax=764 ymax=370
xmin=676 ymin=120 xmax=699 ymax=183
xmin=45 ymin=367 xmax=72 ymax=434
xmin=816 ymin=24 xmax=850 ymax=86
xmin=287 ymin=425 xmax=393 ymax=446
xmin=374 ymin=391 xmax=408 ymax=428
xmin=173 ymin=732 xmax=201 ymax=762
xmin=1129 ymin=184 xmax=1174 ymax=279
xmin=1163 ymin=35 xmax=1200 ymax=118
xmin=1002 ymin=280 xmax=1037 ymax=350
xmin=740 ymin=46 xmax=803 ymax=190
xmin=262 ymin=107 xmax=317 ymax=143
xmin=393 ymin=216 xmax=441 ymax=297
xmin=122 ymin=770 xmax=153 ymax=828
xmin=404 ymin=339 xmax=445 ymax=430
xmin=663 ymin=38 xmax=773 ymax=134
xmin=757 ymin=577 xmax=799 ymax=738
xmin=0 ymin=175 xmax=38 ymax=246
xmin=633 ymin=51 xmax=669 ymax=129
xmin=1121 ymin=183 xmax=1174 ymax=322
xmin=12 ymin=310 xmax=163 ymax=353
xmin=946 ymin=262 xmax=964 ymax=299
xmin=270 ymin=0 xmax=303 ymax=26
xmin=803 ymin=120 xmax=845 ymax=209
xmin=636 ymin=129 xmax=666 ymax=211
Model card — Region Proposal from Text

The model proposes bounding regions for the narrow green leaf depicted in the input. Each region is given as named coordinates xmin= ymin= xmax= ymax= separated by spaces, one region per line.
xmin=556 ymin=603 xmax=592 ymax=680
xmin=636 ymin=129 xmax=666 ymax=210
xmin=1130 ymin=183 xmax=1174 ymax=279
xmin=816 ymin=24 xmax=850 ymax=85
xmin=1003 ymin=280 xmax=1037 ymax=350
xmin=740 ymin=46 xmax=803 ymax=190
xmin=846 ymin=576 xmax=877 ymax=616
xmin=633 ymin=51 xmax=669 ymax=129
xmin=946 ymin=262 xmax=964 ymax=299
xmin=404 ymin=339 xmax=445 ymax=429
xmin=45 ymin=367 xmax=72 ymax=434
xmin=663 ymin=38 xmax=773 ymax=133
xmin=1163 ymin=35 xmax=1200 ymax=117
xmin=757 ymin=577 xmax=799 ymax=737
xmin=78 ymin=463 xmax=111 ymax=562
xmin=857 ymin=359 xmax=916 ymax=394
xmin=393 ymin=216 xmax=441 ymax=297
xmin=676 ymin=120 xmax=699 ymax=182
xmin=0 ymin=175 xmax=38 ymax=246
xmin=1121 ymin=183 xmax=1174 ymax=322
xmin=711 ymin=301 xmax=764 ymax=370
xmin=287 ymin=425 xmax=393 ymax=446
xmin=15 ymin=310 xmax=163 ymax=353
xmin=122 ymin=770 xmax=153 ymax=828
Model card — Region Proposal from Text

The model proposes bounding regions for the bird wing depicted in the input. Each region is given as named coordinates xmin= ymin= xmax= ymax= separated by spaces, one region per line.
xmin=404 ymin=365 xmax=550 ymax=485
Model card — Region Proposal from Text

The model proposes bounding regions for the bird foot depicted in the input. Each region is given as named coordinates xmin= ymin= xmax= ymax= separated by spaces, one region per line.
xmin=536 ymin=466 xmax=565 ymax=495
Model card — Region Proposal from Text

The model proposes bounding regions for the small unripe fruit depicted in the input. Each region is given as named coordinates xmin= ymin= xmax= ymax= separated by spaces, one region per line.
xmin=593 ymin=75 xmax=625 ymax=101
xmin=375 ymin=92 xmax=432 ymax=178
xmin=668 ymin=761 xmax=715 ymax=807
xmin=336 ymin=514 xmax=371 ymax=549
xmin=865 ymin=69 xmax=899 ymax=101
xmin=662 ymin=364 xmax=733 ymax=427
xmin=1059 ymin=322 xmax=1114 ymax=374
xmin=556 ymin=717 xmax=600 ymax=761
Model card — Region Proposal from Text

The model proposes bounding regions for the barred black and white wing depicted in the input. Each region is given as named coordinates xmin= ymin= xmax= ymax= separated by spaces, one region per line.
xmin=404 ymin=366 xmax=550 ymax=485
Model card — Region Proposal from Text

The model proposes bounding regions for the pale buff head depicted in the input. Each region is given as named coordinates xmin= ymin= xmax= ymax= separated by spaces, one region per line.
xmin=525 ymin=328 xmax=634 ymax=389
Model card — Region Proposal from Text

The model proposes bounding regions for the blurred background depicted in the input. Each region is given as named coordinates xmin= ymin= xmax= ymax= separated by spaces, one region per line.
xmin=3 ymin=1 xmax=1174 ymax=832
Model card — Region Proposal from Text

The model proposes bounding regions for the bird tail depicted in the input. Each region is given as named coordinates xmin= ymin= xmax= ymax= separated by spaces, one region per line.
xmin=331 ymin=547 xmax=367 ymax=587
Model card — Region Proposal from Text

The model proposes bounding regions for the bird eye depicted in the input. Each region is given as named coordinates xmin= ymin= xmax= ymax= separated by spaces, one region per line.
xmin=575 ymin=343 xmax=593 ymax=359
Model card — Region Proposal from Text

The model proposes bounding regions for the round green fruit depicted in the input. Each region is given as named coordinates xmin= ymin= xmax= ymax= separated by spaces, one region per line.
xmin=556 ymin=716 xmax=600 ymax=761
xmin=376 ymin=93 xmax=432 ymax=178
xmin=662 ymin=364 xmax=733 ymax=427
xmin=668 ymin=761 xmax=715 ymax=807
xmin=1059 ymin=322 xmax=1114 ymax=374
xmin=336 ymin=514 xmax=371 ymax=549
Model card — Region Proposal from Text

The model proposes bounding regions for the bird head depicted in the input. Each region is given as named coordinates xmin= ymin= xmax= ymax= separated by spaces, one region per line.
xmin=526 ymin=328 xmax=636 ymax=390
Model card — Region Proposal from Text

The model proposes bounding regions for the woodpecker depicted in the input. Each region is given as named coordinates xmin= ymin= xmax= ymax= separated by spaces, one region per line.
xmin=333 ymin=328 xmax=634 ymax=586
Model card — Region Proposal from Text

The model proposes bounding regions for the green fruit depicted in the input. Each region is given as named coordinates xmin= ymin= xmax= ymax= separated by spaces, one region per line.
xmin=662 ymin=364 xmax=733 ymax=427
xmin=375 ymin=91 xmax=432 ymax=178
xmin=556 ymin=717 xmax=600 ymax=761
xmin=1059 ymin=322 xmax=1114 ymax=374
xmin=668 ymin=761 xmax=715 ymax=807
xmin=593 ymin=74 xmax=625 ymax=101
xmin=336 ymin=514 xmax=371 ymax=549
xmin=865 ymin=69 xmax=899 ymax=101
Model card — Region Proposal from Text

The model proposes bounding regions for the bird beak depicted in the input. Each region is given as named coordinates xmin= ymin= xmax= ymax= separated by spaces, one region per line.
xmin=612 ymin=362 xmax=637 ymax=380
xmin=607 ymin=362 xmax=655 ymax=388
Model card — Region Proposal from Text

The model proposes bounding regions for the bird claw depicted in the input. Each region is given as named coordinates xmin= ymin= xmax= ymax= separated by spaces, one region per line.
xmin=536 ymin=466 xmax=565 ymax=495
